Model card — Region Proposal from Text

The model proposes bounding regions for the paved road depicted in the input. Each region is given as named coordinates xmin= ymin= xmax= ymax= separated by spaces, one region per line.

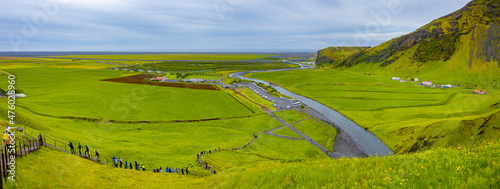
xmin=230 ymin=65 xmax=394 ymax=158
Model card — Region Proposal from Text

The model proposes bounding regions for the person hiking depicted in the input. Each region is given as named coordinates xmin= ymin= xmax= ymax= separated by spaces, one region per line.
xmin=125 ymin=161 xmax=128 ymax=169
xmin=185 ymin=168 xmax=189 ymax=175
xmin=119 ymin=158 xmax=123 ymax=168
xmin=159 ymin=167 xmax=162 ymax=173
xmin=3 ymin=131 xmax=13 ymax=151
xmin=142 ymin=164 xmax=145 ymax=171
xmin=95 ymin=151 xmax=100 ymax=161
xmin=112 ymin=156 xmax=118 ymax=167
xmin=38 ymin=133 xmax=43 ymax=145
xmin=181 ymin=168 xmax=184 ymax=175
xmin=135 ymin=161 xmax=138 ymax=170
xmin=85 ymin=145 xmax=90 ymax=156
xmin=78 ymin=143 xmax=82 ymax=155
xmin=130 ymin=162 xmax=132 ymax=169
xmin=68 ymin=142 xmax=75 ymax=154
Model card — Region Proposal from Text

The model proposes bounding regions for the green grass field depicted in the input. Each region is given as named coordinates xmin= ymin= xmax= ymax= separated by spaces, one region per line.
xmin=292 ymin=118 xmax=337 ymax=152
xmin=272 ymin=110 xmax=310 ymax=124
xmin=0 ymin=67 xmax=252 ymax=121
xmin=249 ymin=68 xmax=500 ymax=153
xmin=271 ymin=127 xmax=302 ymax=138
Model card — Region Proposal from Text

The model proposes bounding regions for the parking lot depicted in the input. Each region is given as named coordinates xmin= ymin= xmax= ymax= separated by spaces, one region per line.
xmin=241 ymin=82 xmax=302 ymax=110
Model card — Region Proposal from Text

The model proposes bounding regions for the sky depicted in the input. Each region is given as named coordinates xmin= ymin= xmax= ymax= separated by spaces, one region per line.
xmin=1 ymin=0 xmax=471 ymax=52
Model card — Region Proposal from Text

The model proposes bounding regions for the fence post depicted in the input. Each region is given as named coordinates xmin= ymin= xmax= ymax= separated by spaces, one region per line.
xmin=1 ymin=150 xmax=3 ymax=178
xmin=20 ymin=141 xmax=23 ymax=157
xmin=5 ymin=145 xmax=9 ymax=177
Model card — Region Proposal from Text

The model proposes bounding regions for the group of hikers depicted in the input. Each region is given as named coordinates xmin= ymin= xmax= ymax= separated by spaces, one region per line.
xmin=111 ymin=156 xmax=147 ymax=171
xmin=63 ymin=134 xmax=259 ymax=175
xmin=68 ymin=142 xmax=100 ymax=161
xmin=110 ymin=156 xmax=190 ymax=175
xmin=152 ymin=166 xmax=189 ymax=175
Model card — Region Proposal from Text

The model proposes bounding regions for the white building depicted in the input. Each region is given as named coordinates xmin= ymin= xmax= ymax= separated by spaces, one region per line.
xmin=391 ymin=77 xmax=400 ymax=81
xmin=414 ymin=78 xmax=419 ymax=82
xmin=422 ymin=81 xmax=434 ymax=87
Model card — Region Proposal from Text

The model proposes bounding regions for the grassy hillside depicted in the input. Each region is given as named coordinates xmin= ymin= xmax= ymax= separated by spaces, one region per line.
xmin=9 ymin=139 xmax=500 ymax=188
xmin=4 ymin=148 xmax=202 ymax=189
xmin=207 ymin=139 xmax=500 ymax=188
xmin=316 ymin=0 xmax=500 ymax=75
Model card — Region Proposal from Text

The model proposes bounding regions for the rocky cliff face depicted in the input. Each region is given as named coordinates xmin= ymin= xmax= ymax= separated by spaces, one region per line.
xmin=317 ymin=0 xmax=500 ymax=69
xmin=315 ymin=46 xmax=369 ymax=68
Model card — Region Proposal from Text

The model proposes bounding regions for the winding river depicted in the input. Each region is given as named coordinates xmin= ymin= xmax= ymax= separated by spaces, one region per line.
xmin=230 ymin=63 xmax=394 ymax=157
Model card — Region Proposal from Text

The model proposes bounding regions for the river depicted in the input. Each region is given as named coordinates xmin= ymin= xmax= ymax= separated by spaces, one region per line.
xmin=229 ymin=63 xmax=394 ymax=157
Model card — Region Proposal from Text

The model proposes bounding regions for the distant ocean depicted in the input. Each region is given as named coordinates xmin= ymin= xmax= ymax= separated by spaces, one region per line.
xmin=0 ymin=51 xmax=313 ymax=57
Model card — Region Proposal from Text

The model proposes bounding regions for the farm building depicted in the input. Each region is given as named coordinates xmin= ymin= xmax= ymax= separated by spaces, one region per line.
xmin=391 ymin=77 xmax=400 ymax=81
xmin=153 ymin=77 xmax=169 ymax=81
xmin=400 ymin=79 xmax=406 ymax=83
xmin=422 ymin=81 xmax=434 ymax=87
xmin=414 ymin=78 xmax=419 ymax=82
xmin=474 ymin=90 xmax=488 ymax=95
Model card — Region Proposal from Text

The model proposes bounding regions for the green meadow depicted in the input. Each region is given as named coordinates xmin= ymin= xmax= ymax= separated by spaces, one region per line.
xmin=0 ymin=67 xmax=252 ymax=121
xmin=273 ymin=110 xmax=310 ymax=124
xmin=249 ymin=68 xmax=500 ymax=153
xmin=271 ymin=127 xmax=302 ymax=138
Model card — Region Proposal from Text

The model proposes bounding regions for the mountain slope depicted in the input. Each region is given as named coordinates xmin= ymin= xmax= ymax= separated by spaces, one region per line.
xmin=316 ymin=0 xmax=500 ymax=70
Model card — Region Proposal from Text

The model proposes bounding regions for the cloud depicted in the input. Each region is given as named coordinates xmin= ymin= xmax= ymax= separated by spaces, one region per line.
xmin=0 ymin=0 xmax=471 ymax=51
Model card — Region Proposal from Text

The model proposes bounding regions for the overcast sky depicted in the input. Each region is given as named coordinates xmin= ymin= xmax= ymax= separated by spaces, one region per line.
xmin=1 ymin=0 xmax=471 ymax=52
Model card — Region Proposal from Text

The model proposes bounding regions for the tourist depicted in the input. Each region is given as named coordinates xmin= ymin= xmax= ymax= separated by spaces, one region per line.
xmin=159 ymin=167 xmax=162 ymax=173
xmin=78 ymin=143 xmax=82 ymax=155
xmin=125 ymin=161 xmax=128 ymax=169
xmin=113 ymin=156 xmax=118 ymax=167
xmin=142 ymin=164 xmax=145 ymax=171
xmin=68 ymin=142 xmax=75 ymax=154
xmin=186 ymin=168 xmax=189 ymax=175
xmin=85 ymin=145 xmax=90 ymax=156
xmin=130 ymin=162 xmax=132 ymax=169
xmin=135 ymin=161 xmax=138 ymax=170
xmin=95 ymin=151 xmax=100 ymax=161
xmin=181 ymin=168 xmax=184 ymax=175
xmin=119 ymin=158 xmax=123 ymax=168
xmin=38 ymin=133 xmax=43 ymax=145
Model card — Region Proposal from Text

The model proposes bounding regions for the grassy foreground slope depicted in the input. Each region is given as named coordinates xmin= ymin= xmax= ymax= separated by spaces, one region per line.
xmin=4 ymin=148 xmax=202 ymax=189
xmin=208 ymin=140 xmax=500 ymax=188
xmin=8 ymin=140 xmax=500 ymax=188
